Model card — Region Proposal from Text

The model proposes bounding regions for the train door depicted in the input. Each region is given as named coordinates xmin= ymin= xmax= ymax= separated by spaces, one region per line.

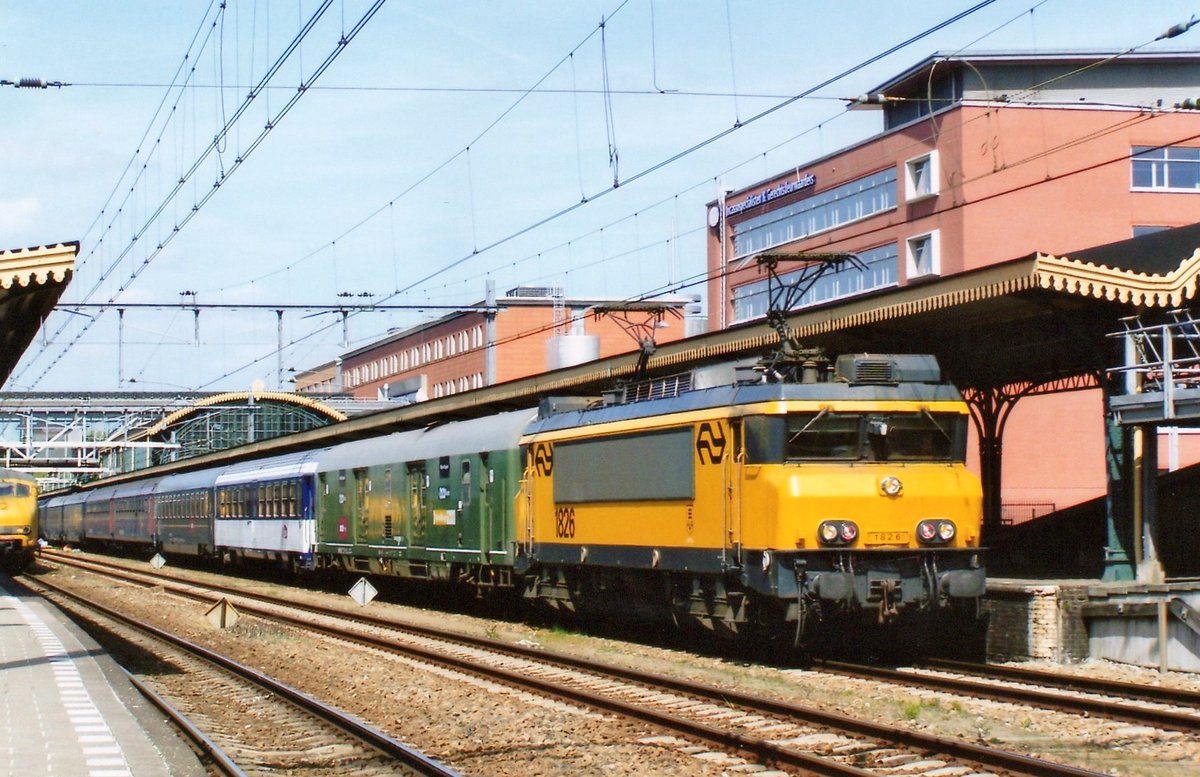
xmin=460 ymin=459 xmax=478 ymax=554
xmin=317 ymin=470 xmax=353 ymax=546
xmin=406 ymin=463 xmax=428 ymax=548
xmin=517 ymin=445 xmax=535 ymax=555
xmin=381 ymin=467 xmax=396 ymax=545
xmin=353 ymin=467 xmax=370 ymax=546
xmin=480 ymin=454 xmax=503 ymax=563
xmin=300 ymin=476 xmax=316 ymax=549
xmin=147 ymin=494 xmax=157 ymax=545
xmin=724 ymin=419 xmax=744 ymax=569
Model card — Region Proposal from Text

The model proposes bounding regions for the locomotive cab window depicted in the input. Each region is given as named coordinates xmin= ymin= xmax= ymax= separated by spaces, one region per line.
xmin=786 ymin=412 xmax=861 ymax=460
xmin=870 ymin=412 xmax=965 ymax=461
xmin=783 ymin=411 xmax=966 ymax=462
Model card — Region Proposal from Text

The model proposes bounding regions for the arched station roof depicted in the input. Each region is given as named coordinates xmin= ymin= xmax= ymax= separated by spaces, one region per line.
xmin=140 ymin=390 xmax=347 ymax=439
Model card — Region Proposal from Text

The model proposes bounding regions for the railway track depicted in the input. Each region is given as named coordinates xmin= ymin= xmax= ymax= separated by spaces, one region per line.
xmin=37 ymin=551 xmax=1124 ymax=777
xmin=813 ymin=658 xmax=1200 ymax=735
xmin=924 ymin=657 xmax=1200 ymax=708
xmin=19 ymin=570 xmax=459 ymax=777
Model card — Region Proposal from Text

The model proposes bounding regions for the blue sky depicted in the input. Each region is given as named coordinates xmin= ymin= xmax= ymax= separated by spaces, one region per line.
xmin=3 ymin=1 xmax=1199 ymax=392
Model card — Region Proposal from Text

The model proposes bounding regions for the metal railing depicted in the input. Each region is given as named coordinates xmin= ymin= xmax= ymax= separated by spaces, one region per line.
xmin=1109 ymin=311 xmax=1200 ymax=422
xmin=1000 ymin=502 xmax=1057 ymax=526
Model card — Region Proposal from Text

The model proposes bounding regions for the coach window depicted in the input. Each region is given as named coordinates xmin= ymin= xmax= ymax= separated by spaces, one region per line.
xmin=460 ymin=460 xmax=472 ymax=506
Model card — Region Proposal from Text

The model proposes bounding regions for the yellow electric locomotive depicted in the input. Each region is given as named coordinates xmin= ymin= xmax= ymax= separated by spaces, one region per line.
xmin=0 ymin=468 xmax=39 ymax=574
xmin=517 ymin=354 xmax=984 ymax=650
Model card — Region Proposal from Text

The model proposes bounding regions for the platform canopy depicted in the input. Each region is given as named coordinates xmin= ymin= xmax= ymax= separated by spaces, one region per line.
xmin=0 ymin=243 xmax=77 ymax=388
xmin=87 ymin=224 xmax=1200 ymax=484
xmin=635 ymin=223 xmax=1200 ymax=394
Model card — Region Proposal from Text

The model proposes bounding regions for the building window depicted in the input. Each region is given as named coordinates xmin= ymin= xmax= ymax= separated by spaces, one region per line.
xmin=904 ymin=150 xmax=939 ymax=202
xmin=1132 ymin=146 xmax=1200 ymax=190
xmin=731 ymin=243 xmax=898 ymax=323
xmin=906 ymin=230 xmax=940 ymax=280
xmin=731 ymin=168 xmax=897 ymax=258
xmin=1133 ymin=225 xmax=1169 ymax=238
xmin=473 ymin=326 xmax=483 ymax=348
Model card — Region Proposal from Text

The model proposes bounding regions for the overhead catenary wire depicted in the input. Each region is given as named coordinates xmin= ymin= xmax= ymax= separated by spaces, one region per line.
xmin=18 ymin=0 xmax=341 ymax=385
xmin=207 ymin=85 xmax=1200 ymax=389
xmin=59 ymin=0 xmax=1007 ymax=390
xmin=30 ymin=2 xmax=1190 ymax=392
xmin=185 ymin=1 xmax=1011 ymax=389
xmin=21 ymin=0 xmax=390 ymax=390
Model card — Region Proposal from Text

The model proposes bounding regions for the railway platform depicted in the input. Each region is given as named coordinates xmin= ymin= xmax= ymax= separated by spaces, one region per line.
xmin=985 ymin=577 xmax=1200 ymax=672
xmin=0 ymin=574 xmax=205 ymax=777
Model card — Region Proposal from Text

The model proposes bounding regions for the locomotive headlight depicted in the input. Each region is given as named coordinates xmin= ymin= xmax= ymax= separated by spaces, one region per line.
xmin=880 ymin=476 xmax=903 ymax=496
xmin=818 ymin=520 xmax=858 ymax=546
xmin=20 ymin=526 xmax=31 ymax=535
xmin=916 ymin=520 xmax=938 ymax=543
xmin=916 ymin=519 xmax=955 ymax=544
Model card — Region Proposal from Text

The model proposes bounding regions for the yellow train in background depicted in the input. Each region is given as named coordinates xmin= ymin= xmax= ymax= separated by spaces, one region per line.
xmin=518 ymin=354 xmax=985 ymax=652
xmin=0 ymin=468 xmax=39 ymax=574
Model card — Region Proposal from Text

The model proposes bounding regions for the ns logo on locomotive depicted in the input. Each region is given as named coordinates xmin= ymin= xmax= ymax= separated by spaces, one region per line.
xmin=40 ymin=353 xmax=984 ymax=654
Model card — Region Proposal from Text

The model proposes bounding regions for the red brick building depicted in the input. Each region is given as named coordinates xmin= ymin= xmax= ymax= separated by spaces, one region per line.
xmin=704 ymin=50 xmax=1200 ymax=518
xmin=296 ymin=287 xmax=697 ymax=401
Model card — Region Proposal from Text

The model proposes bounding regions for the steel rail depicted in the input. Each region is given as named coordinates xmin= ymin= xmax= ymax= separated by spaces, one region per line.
xmin=925 ymin=657 xmax=1200 ymax=707
xmin=29 ymin=573 xmax=461 ymax=777
xmin=816 ymin=659 xmax=1200 ymax=735
xmin=122 ymin=671 xmax=249 ymax=777
xmin=42 ymin=552 xmax=1111 ymax=777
